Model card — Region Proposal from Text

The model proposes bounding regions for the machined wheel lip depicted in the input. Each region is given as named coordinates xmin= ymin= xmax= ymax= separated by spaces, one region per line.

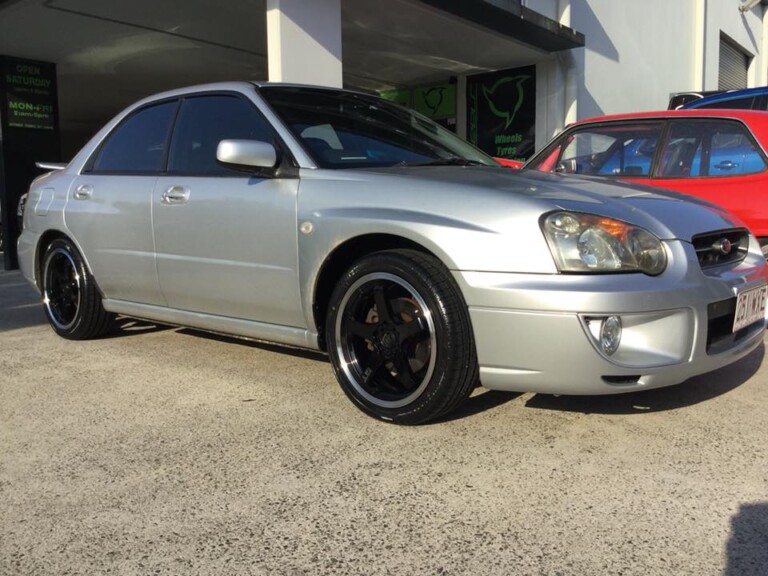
xmin=43 ymin=246 xmax=81 ymax=331
xmin=335 ymin=271 xmax=437 ymax=409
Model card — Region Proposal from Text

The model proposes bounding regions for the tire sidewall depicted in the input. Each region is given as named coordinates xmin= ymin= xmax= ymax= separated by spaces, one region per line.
xmin=326 ymin=250 xmax=470 ymax=423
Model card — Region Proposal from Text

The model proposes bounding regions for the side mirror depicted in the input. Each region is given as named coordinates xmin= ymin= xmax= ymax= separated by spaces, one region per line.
xmin=555 ymin=159 xmax=576 ymax=174
xmin=217 ymin=139 xmax=278 ymax=170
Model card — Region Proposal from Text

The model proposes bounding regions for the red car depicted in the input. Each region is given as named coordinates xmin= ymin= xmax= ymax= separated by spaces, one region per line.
xmin=521 ymin=109 xmax=768 ymax=255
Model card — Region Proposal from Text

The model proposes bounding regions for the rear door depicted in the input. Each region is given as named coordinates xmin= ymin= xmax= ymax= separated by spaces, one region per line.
xmin=65 ymin=100 xmax=177 ymax=305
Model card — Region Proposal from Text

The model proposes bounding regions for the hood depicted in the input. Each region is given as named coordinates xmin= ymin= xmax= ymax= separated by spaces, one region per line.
xmin=350 ymin=165 xmax=743 ymax=242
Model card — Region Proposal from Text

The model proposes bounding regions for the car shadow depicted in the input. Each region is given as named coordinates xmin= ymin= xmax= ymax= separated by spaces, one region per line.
xmin=725 ymin=502 xmax=768 ymax=576
xmin=104 ymin=319 xmax=766 ymax=421
xmin=0 ymin=301 xmax=47 ymax=332
xmin=0 ymin=271 xmax=47 ymax=331
xmin=432 ymin=389 xmax=524 ymax=424
xmin=524 ymin=343 xmax=764 ymax=415
xmin=105 ymin=317 xmax=175 ymax=338
xmin=175 ymin=327 xmax=328 ymax=363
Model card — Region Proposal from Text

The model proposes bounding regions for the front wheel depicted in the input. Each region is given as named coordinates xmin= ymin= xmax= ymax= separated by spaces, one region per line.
xmin=40 ymin=237 xmax=115 ymax=340
xmin=326 ymin=250 xmax=477 ymax=424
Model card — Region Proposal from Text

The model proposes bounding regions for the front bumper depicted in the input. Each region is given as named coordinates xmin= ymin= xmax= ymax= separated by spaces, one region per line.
xmin=454 ymin=240 xmax=767 ymax=395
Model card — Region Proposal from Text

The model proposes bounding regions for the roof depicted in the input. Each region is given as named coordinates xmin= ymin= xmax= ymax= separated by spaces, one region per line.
xmin=681 ymin=85 xmax=768 ymax=109
xmin=577 ymin=109 xmax=768 ymax=124
xmin=570 ymin=108 xmax=768 ymax=148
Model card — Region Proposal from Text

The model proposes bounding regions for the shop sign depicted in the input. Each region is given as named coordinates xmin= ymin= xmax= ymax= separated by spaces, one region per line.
xmin=467 ymin=65 xmax=535 ymax=161
xmin=2 ymin=56 xmax=57 ymax=130
xmin=380 ymin=84 xmax=457 ymax=120
xmin=379 ymin=89 xmax=412 ymax=107
xmin=413 ymin=84 xmax=456 ymax=119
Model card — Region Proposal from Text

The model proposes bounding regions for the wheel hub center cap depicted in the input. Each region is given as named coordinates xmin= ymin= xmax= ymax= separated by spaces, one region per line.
xmin=376 ymin=327 xmax=399 ymax=358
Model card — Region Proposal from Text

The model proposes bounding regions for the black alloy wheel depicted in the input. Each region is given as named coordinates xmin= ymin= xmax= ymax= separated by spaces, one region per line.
xmin=326 ymin=249 xmax=477 ymax=424
xmin=41 ymin=238 xmax=115 ymax=340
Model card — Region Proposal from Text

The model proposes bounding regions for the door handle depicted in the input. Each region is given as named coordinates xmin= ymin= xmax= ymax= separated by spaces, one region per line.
xmin=714 ymin=160 xmax=738 ymax=171
xmin=73 ymin=184 xmax=93 ymax=200
xmin=161 ymin=185 xmax=190 ymax=204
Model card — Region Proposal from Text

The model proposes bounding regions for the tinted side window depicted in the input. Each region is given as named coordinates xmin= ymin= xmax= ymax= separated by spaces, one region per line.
xmin=695 ymin=96 xmax=756 ymax=110
xmin=659 ymin=121 xmax=767 ymax=178
xmin=168 ymin=95 xmax=275 ymax=175
xmin=92 ymin=101 xmax=177 ymax=173
xmin=528 ymin=123 xmax=662 ymax=176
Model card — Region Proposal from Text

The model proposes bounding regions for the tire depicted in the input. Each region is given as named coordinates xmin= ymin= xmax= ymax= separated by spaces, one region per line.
xmin=326 ymin=249 xmax=478 ymax=424
xmin=40 ymin=237 xmax=115 ymax=340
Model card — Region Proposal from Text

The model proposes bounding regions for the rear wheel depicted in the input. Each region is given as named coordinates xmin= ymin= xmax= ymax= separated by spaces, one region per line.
xmin=326 ymin=249 xmax=477 ymax=424
xmin=41 ymin=238 xmax=115 ymax=340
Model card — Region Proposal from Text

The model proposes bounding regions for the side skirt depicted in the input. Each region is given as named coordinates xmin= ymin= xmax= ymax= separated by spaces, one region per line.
xmin=103 ymin=299 xmax=319 ymax=351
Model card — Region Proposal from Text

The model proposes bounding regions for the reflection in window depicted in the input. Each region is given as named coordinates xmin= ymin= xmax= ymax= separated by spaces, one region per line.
xmin=92 ymin=101 xmax=177 ymax=173
xmin=168 ymin=95 xmax=275 ymax=175
xmin=260 ymin=86 xmax=494 ymax=169
xmin=531 ymin=123 xmax=662 ymax=177
xmin=660 ymin=121 xmax=767 ymax=178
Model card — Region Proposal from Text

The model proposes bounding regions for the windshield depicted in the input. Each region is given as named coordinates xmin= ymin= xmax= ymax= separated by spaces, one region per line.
xmin=258 ymin=86 xmax=496 ymax=169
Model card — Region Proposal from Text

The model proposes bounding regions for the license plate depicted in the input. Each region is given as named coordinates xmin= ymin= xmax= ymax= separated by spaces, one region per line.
xmin=733 ymin=284 xmax=768 ymax=333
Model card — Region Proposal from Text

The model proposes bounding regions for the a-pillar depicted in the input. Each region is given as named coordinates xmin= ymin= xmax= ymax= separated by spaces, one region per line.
xmin=266 ymin=0 xmax=343 ymax=88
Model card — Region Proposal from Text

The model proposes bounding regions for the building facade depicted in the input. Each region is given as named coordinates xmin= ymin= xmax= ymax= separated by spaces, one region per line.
xmin=1 ymin=0 xmax=767 ymax=269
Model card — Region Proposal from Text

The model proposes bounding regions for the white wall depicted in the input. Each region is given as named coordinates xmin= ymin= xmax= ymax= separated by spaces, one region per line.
xmin=569 ymin=0 xmax=698 ymax=117
xmin=701 ymin=0 xmax=766 ymax=88
xmin=523 ymin=0 xmax=559 ymax=20
xmin=527 ymin=0 xmax=766 ymax=149
xmin=478 ymin=0 xmax=767 ymax=151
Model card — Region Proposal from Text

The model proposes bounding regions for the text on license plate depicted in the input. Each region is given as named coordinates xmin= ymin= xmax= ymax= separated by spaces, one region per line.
xmin=733 ymin=285 xmax=768 ymax=333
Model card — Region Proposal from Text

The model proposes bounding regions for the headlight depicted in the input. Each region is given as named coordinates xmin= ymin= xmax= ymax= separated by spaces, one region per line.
xmin=542 ymin=211 xmax=667 ymax=275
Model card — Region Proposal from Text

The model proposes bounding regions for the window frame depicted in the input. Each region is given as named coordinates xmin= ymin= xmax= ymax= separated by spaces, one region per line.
xmin=165 ymin=91 xmax=284 ymax=178
xmin=84 ymin=90 xmax=294 ymax=177
xmin=653 ymin=118 xmax=768 ymax=180
xmin=84 ymin=97 xmax=180 ymax=175
xmin=525 ymin=119 xmax=667 ymax=179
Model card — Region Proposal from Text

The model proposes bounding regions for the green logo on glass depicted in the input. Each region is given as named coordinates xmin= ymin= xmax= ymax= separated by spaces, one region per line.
xmin=481 ymin=75 xmax=530 ymax=129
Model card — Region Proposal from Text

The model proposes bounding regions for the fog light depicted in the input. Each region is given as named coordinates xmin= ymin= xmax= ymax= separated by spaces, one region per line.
xmin=600 ymin=315 xmax=622 ymax=356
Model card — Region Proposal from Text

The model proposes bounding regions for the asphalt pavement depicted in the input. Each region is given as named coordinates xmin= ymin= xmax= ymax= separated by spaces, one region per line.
xmin=1 ymin=268 xmax=767 ymax=576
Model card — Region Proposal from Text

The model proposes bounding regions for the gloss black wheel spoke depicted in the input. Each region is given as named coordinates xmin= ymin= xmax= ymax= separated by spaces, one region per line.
xmin=396 ymin=315 xmax=428 ymax=345
xmin=391 ymin=351 xmax=419 ymax=390
xmin=361 ymin=351 xmax=387 ymax=385
xmin=373 ymin=283 xmax=394 ymax=324
xmin=344 ymin=314 xmax=376 ymax=341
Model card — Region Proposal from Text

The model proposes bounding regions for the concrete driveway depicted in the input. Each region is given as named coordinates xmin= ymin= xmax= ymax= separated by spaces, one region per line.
xmin=1 ymin=269 xmax=766 ymax=576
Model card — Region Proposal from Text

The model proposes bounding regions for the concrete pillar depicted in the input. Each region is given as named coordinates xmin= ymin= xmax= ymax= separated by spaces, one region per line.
xmin=558 ymin=0 xmax=577 ymax=125
xmin=266 ymin=0 xmax=343 ymax=87
xmin=456 ymin=75 xmax=467 ymax=139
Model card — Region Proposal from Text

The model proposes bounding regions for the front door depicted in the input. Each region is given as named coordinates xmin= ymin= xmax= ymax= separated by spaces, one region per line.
xmin=152 ymin=93 xmax=304 ymax=327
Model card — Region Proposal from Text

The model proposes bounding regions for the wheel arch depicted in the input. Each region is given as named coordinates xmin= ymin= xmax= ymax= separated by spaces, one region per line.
xmin=34 ymin=230 xmax=70 ymax=290
xmin=312 ymin=233 xmax=442 ymax=351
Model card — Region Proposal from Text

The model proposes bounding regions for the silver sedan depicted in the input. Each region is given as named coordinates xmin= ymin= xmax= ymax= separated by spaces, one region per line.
xmin=17 ymin=82 xmax=768 ymax=424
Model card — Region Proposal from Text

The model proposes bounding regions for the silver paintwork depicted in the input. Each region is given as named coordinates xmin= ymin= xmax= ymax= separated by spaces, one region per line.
xmin=216 ymin=139 xmax=277 ymax=168
xmin=17 ymin=81 xmax=768 ymax=396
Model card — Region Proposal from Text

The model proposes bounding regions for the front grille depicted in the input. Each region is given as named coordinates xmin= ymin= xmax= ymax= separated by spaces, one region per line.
xmin=693 ymin=229 xmax=749 ymax=269
xmin=706 ymin=297 xmax=757 ymax=354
